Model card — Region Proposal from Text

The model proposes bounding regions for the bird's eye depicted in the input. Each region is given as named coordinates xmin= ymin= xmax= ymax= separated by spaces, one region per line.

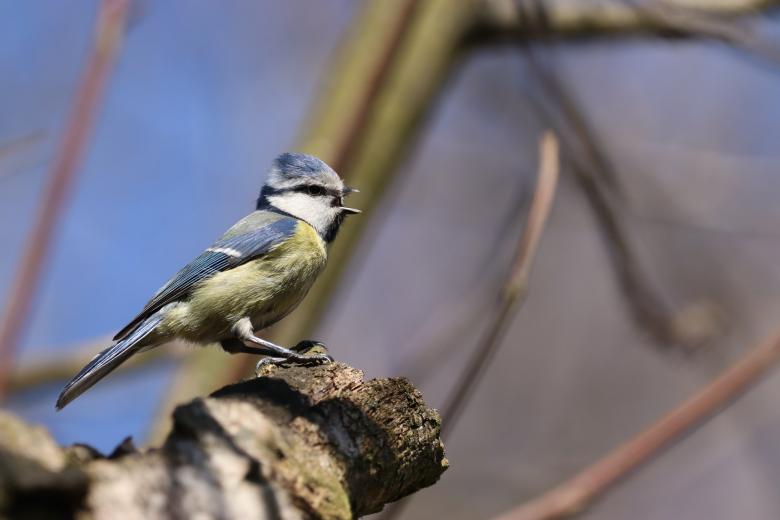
xmin=307 ymin=185 xmax=324 ymax=196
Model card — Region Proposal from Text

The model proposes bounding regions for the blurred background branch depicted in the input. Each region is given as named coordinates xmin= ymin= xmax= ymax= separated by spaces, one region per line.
xmin=522 ymin=50 xmax=726 ymax=350
xmin=8 ymin=335 xmax=179 ymax=394
xmin=382 ymin=131 xmax=560 ymax=520
xmin=0 ymin=0 xmax=129 ymax=399
xmin=440 ymin=131 xmax=559 ymax=437
xmin=0 ymin=131 xmax=46 ymax=181
xmin=494 ymin=328 xmax=780 ymax=520
xmin=477 ymin=0 xmax=780 ymax=40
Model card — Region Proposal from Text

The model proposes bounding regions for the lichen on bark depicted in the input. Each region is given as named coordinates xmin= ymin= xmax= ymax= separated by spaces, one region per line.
xmin=0 ymin=357 xmax=447 ymax=519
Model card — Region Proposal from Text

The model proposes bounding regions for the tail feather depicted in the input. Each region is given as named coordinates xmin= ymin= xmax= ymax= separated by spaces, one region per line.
xmin=56 ymin=313 xmax=163 ymax=410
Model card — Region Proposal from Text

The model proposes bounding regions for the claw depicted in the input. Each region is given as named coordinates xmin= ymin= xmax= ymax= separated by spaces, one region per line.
xmin=255 ymin=356 xmax=286 ymax=375
xmin=291 ymin=340 xmax=328 ymax=354
xmin=287 ymin=352 xmax=333 ymax=365
xmin=254 ymin=351 xmax=333 ymax=376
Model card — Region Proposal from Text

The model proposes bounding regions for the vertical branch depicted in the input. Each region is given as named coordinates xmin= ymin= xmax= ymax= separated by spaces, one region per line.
xmin=442 ymin=131 xmax=559 ymax=436
xmin=0 ymin=0 xmax=130 ymax=398
xmin=493 ymin=328 xmax=780 ymax=520
xmin=381 ymin=132 xmax=560 ymax=520
xmin=298 ymin=0 xmax=420 ymax=174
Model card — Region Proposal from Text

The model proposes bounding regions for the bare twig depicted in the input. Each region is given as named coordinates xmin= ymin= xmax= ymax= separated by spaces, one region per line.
xmin=8 ymin=336 xmax=181 ymax=394
xmin=477 ymin=0 xmax=780 ymax=42
xmin=629 ymin=0 xmax=780 ymax=68
xmin=318 ymin=0 xmax=419 ymax=174
xmin=381 ymin=132 xmax=560 ymax=520
xmin=0 ymin=131 xmax=46 ymax=180
xmin=0 ymin=0 xmax=129 ymax=398
xmin=493 ymin=328 xmax=780 ymax=520
xmin=393 ymin=178 xmax=530 ymax=380
xmin=522 ymin=50 xmax=701 ymax=348
xmin=442 ymin=131 xmax=559 ymax=434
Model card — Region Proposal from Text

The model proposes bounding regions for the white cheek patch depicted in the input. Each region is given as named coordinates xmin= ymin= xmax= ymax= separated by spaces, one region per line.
xmin=267 ymin=193 xmax=336 ymax=238
xmin=206 ymin=247 xmax=242 ymax=257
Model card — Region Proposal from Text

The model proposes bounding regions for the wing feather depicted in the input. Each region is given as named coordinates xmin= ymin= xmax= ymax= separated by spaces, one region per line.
xmin=113 ymin=216 xmax=298 ymax=340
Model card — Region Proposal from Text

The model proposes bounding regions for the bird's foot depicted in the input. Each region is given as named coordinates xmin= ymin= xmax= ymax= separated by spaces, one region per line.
xmin=290 ymin=340 xmax=329 ymax=355
xmin=254 ymin=340 xmax=333 ymax=375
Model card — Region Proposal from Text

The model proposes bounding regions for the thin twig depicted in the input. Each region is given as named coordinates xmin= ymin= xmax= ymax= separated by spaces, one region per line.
xmin=8 ymin=336 xmax=181 ymax=394
xmin=442 ymin=131 xmax=559 ymax=434
xmin=0 ymin=131 xmax=46 ymax=180
xmin=523 ymin=50 xmax=689 ymax=347
xmin=325 ymin=0 xmax=419 ymax=174
xmin=0 ymin=0 xmax=130 ymax=398
xmin=393 ymin=178 xmax=530 ymax=380
xmin=630 ymin=0 xmax=780 ymax=68
xmin=476 ymin=0 xmax=780 ymax=56
xmin=380 ymin=131 xmax=560 ymax=520
xmin=493 ymin=328 xmax=780 ymax=520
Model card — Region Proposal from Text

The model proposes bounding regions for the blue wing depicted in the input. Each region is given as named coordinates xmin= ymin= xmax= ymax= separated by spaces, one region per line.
xmin=114 ymin=216 xmax=298 ymax=340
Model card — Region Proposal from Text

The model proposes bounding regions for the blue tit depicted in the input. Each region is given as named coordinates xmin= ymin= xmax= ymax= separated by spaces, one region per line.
xmin=56 ymin=153 xmax=360 ymax=410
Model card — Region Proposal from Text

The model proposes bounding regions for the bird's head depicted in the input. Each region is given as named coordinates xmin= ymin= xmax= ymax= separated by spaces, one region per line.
xmin=257 ymin=153 xmax=360 ymax=242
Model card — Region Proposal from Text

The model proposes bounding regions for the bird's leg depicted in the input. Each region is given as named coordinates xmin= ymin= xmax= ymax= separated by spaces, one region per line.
xmin=230 ymin=318 xmax=333 ymax=370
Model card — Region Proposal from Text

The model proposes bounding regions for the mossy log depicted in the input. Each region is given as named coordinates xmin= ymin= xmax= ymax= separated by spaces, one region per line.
xmin=0 ymin=356 xmax=447 ymax=519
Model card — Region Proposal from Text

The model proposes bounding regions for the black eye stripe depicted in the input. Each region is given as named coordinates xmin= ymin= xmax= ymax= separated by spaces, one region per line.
xmin=290 ymin=185 xmax=341 ymax=198
xmin=262 ymin=184 xmax=343 ymax=199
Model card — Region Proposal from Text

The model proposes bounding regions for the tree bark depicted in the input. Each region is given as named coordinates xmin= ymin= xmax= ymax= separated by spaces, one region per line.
xmin=0 ymin=356 xmax=447 ymax=519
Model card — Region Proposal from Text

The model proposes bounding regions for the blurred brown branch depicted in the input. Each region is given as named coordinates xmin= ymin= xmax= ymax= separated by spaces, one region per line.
xmin=524 ymin=50 xmax=726 ymax=349
xmin=442 ymin=131 xmax=559 ymax=434
xmin=0 ymin=0 xmax=130 ymax=399
xmin=478 ymin=0 xmax=780 ymax=39
xmin=0 ymin=131 xmax=46 ymax=180
xmin=8 ymin=336 xmax=181 ymax=394
xmin=629 ymin=0 xmax=780 ymax=66
xmin=381 ymin=131 xmax=560 ymax=520
xmin=393 ymin=179 xmax=530 ymax=380
xmin=523 ymin=52 xmax=677 ymax=347
xmin=493 ymin=328 xmax=780 ymax=520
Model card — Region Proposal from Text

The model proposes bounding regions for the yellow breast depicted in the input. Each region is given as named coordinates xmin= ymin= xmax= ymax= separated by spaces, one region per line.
xmin=171 ymin=220 xmax=328 ymax=340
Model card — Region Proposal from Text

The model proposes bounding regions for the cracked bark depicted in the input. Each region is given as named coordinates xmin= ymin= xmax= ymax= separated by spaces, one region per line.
xmin=0 ymin=356 xmax=447 ymax=519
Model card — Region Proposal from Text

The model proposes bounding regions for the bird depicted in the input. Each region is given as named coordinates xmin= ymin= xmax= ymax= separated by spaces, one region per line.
xmin=56 ymin=152 xmax=360 ymax=410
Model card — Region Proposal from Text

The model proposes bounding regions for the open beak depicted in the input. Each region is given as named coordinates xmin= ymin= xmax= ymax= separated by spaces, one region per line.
xmin=340 ymin=186 xmax=361 ymax=214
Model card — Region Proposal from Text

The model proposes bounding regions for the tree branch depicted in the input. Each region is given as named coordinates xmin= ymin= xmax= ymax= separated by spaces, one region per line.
xmin=477 ymin=0 xmax=780 ymax=39
xmin=0 ymin=349 xmax=447 ymax=519
xmin=0 ymin=0 xmax=130 ymax=398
